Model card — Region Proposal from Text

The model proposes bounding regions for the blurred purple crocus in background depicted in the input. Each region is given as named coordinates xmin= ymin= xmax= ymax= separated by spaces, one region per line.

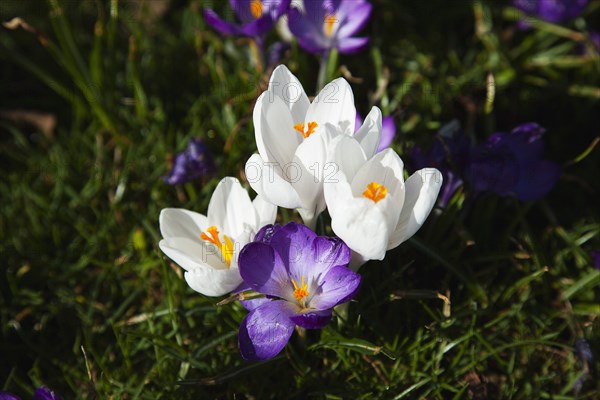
xmin=267 ymin=41 xmax=291 ymax=66
xmin=468 ymin=123 xmax=561 ymax=201
xmin=0 ymin=386 xmax=62 ymax=400
xmin=411 ymin=121 xmax=560 ymax=204
xmin=288 ymin=0 xmax=372 ymax=55
xmin=355 ymin=111 xmax=396 ymax=152
xmin=236 ymin=222 xmax=361 ymax=360
xmin=411 ymin=121 xmax=471 ymax=207
xmin=513 ymin=0 xmax=589 ymax=23
xmin=163 ymin=138 xmax=215 ymax=185
xmin=593 ymin=251 xmax=600 ymax=270
xmin=204 ymin=0 xmax=292 ymax=39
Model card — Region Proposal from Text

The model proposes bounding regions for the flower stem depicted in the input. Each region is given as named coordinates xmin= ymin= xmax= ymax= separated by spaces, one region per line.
xmin=250 ymin=36 xmax=265 ymax=73
xmin=316 ymin=50 xmax=330 ymax=92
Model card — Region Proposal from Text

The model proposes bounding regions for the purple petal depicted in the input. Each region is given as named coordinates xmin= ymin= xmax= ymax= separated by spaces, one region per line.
xmin=271 ymin=223 xmax=351 ymax=285
xmin=230 ymin=0 xmax=254 ymax=24
xmin=269 ymin=222 xmax=318 ymax=276
xmin=335 ymin=36 xmax=369 ymax=54
xmin=290 ymin=310 xmax=332 ymax=329
xmin=163 ymin=138 xmax=215 ymax=185
xmin=287 ymin=6 xmax=328 ymax=54
xmin=469 ymin=141 xmax=519 ymax=196
xmin=240 ymin=296 xmax=274 ymax=312
xmin=335 ymin=0 xmax=372 ymax=39
xmin=312 ymin=236 xmax=351 ymax=270
xmin=238 ymin=242 xmax=290 ymax=298
xmin=311 ymin=265 xmax=361 ymax=310
xmin=377 ymin=116 xmax=396 ymax=152
xmin=438 ymin=170 xmax=464 ymax=207
xmin=592 ymin=251 xmax=600 ymax=270
xmin=253 ymin=224 xmax=283 ymax=244
xmin=508 ymin=123 xmax=545 ymax=159
xmin=32 ymin=387 xmax=61 ymax=400
xmin=537 ymin=0 xmax=588 ymax=22
xmin=268 ymin=41 xmax=291 ymax=66
xmin=203 ymin=9 xmax=243 ymax=36
xmin=512 ymin=160 xmax=561 ymax=201
xmin=513 ymin=0 xmax=589 ymax=22
xmin=354 ymin=111 xmax=363 ymax=133
xmin=0 ymin=392 xmax=21 ymax=400
xmin=242 ymin=15 xmax=275 ymax=37
xmin=162 ymin=153 xmax=190 ymax=185
xmin=238 ymin=300 xmax=297 ymax=360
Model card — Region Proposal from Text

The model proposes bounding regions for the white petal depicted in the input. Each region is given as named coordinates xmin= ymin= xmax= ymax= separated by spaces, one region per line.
xmin=291 ymin=132 xmax=327 ymax=216
xmin=323 ymin=167 xmax=352 ymax=221
xmin=252 ymin=195 xmax=277 ymax=230
xmin=159 ymin=237 xmax=228 ymax=271
xmin=388 ymin=168 xmax=443 ymax=250
xmin=305 ymin=78 xmax=356 ymax=138
xmin=207 ymin=177 xmax=256 ymax=239
xmin=267 ymin=65 xmax=310 ymax=123
xmin=353 ymin=106 xmax=382 ymax=159
xmin=326 ymin=134 xmax=367 ymax=184
xmin=350 ymin=149 xmax=406 ymax=234
xmin=245 ymin=153 xmax=303 ymax=209
xmin=330 ymin=197 xmax=389 ymax=261
xmin=184 ymin=267 xmax=243 ymax=297
xmin=324 ymin=169 xmax=389 ymax=261
xmin=254 ymin=92 xmax=301 ymax=165
xmin=159 ymin=208 xmax=208 ymax=241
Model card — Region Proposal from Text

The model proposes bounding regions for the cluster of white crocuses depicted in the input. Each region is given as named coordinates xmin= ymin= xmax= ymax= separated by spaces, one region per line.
xmin=159 ymin=65 xmax=442 ymax=297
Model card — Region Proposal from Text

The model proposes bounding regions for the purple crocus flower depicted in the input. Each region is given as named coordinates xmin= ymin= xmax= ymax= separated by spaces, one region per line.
xmin=32 ymin=387 xmax=61 ymax=400
xmin=287 ymin=0 xmax=372 ymax=55
xmin=355 ymin=111 xmax=396 ymax=152
xmin=580 ymin=31 xmax=600 ymax=55
xmin=237 ymin=222 xmax=361 ymax=360
xmin=267 ymin=41 xmax=291 ymax=66
xmin=469 ymin=123 xmax=561 ymax=201
xmin=0 ymin=387 xmax=61 ymax=400
xmin=592 ymin=251 xmax=600 ymax=270
xmin=513 ymin=0 xmax=589 ymax=23
xmin=163 ymin=138 xmax=215 ymax=185
xmin=410 ymin=121 xmax=471 ymax=207
xmin=204 ymin=0 xmax=292 ymax=38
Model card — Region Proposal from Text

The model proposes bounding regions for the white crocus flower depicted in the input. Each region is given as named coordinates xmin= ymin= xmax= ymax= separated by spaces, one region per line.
xmin=246 ymin=64 xmax=374 ymax=229
xmin=324 ymin=136 xmax=443 ymax=269
xmin=158 ymin=177 xmax=277 ymax=296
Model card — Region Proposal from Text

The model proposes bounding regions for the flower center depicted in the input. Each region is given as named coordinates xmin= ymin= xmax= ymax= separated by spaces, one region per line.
xmin=324 ymin=13 xmax=336 ymax=37
xmin=292 ymin=276 xmax=309 ymax=305
xmin=294 ymin=121 xmax=318 ymax=139
xmin=363 ymin=182 xmax=388 ymax=203
xmin=201 ymin=226 xmax=234 ymax=267
xmin=250 ymin=0 xmax=263 ymax=18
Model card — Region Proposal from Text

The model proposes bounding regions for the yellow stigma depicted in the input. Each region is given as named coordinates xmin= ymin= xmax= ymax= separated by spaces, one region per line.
xmin=201 ymin=226 xmax=234 ymax=267
xmin=363 ymin=182 xmax=388 ymax=203
xmin=324 ymin=13 xmax=336 ymax=37
xmin=294 ymin=121 xmax=318 ymax=139
xmin=250 ymin=0 xmax=263 ymax=18
xmin=292 ymin=276 xmax=309 ymax=304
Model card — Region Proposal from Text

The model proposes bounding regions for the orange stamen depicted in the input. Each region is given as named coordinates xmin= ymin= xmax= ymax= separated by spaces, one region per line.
xmin=250 ymin=0 xmax=263 ymax=18
xmin=292 ymin=276 xmax=309 ymax=305
xmin=324 ymin=13 xmax=336 ymax=37
xmin=201 ymin=226 xmax=234 ymax=267
xmin=362 ymin=182 xmax=388 ymax=203
xmin=294 ymin=121 xmax=318 ymax=139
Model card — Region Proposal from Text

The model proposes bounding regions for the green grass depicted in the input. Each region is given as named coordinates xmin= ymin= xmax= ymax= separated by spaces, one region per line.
xmin=1 ymin=0 xmax=599 ymax=398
